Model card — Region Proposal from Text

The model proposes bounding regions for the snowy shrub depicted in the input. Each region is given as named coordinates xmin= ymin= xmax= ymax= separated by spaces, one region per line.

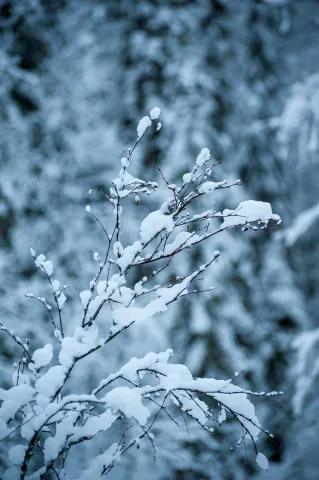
xmin=0 ymin=110 xmax=282 ymax=480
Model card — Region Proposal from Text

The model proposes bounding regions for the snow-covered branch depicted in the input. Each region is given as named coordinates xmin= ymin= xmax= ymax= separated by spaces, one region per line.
xmin=0 ymin=109 xmax=282 ymax=480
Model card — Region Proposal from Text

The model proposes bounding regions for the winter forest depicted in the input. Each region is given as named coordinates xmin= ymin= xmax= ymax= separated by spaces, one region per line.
xmin=0 ymin=0 xmax=319 ymax=479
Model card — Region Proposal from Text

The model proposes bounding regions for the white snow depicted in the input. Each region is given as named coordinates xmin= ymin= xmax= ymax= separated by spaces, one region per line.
xmin=111 ymin=298 xmax=167 ymax=331
xmin=0 ymin=384 xmax=35 ymax=422
xmin=183 ymin=172 xmax=192 ymax=183
xmin=35 ymin=365 xmax=67 ymax=398
xmin=57 ymin=292 xmax=66 ymax=309
xmin=34 ymin=254 xmax=53 ymax=276
xmin=43 ymin=261 xmax=53 ymax=276
xmin=106 ymin=387 xmax=150 ymax=425
xmin=150 ymin=107 xmax=161 ymax=120
xmin=196 ymin=148 xmax=211 ymax=167
xmin=198 ymin=181 xmax=226 ymax=194
xmin=36 ymin=394 xmax=50 ymax=408
xmin=31 ymin=344 xmax=53 ymax=369
xmin=59 ymin=326 xmax=99 ymax=368
xmin=140 ymin=209 xmax=174 ymax=244
xmin=69 ymin=409 xmax=117 ymax=444
xmin=152 ymin=374 xmax=262 ymax=441
xmin=93 ymin=350 xmax=173 ymax=394
xmin=218 ymin=406 xmax=226 ymax=424
xmin=80 ymin=290 xmax=92 ymax=309
xmin=113 ymin=241 xmax=124 ymax=258
xmin=44 ymin=413 xmax=75 ymax=464
xmin=218 ymin=200 xmax=281 ymax=229
xmin=116 ymin=241 xmax=142 ymax=272
xmin=12 ymin=371 xmax=30 ymax=386
xmin=137 ymin=116 xmax=152 ymax=139
xmin=52 ymin=280 xmax=60 ymax=293
xmin=35 ymin=254 xmax=45 ymax=266
xmin=111 ymin=271 xmax=199 ymax=334
xmin=121 ymin=157 xmax=129 ymax=168
xmin=162 ymin=231 xmax=200 ymax=256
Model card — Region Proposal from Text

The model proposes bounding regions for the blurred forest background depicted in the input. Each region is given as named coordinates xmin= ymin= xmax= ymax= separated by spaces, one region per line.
xmin=1 ymin=0 xmax=319 ymax=479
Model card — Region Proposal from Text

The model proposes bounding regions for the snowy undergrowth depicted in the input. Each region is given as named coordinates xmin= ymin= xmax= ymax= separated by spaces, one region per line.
xmin=0 ymin=110 xmax=282 ymax=479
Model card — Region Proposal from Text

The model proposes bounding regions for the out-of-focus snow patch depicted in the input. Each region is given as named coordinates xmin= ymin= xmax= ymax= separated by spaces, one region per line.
xmin=293 ymin=328 xmax=319 ymax=415
xmin=256 ymin=452 xmax=269 ymax=470
xmin=277 ymin=203 xmax=319 ymax=246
